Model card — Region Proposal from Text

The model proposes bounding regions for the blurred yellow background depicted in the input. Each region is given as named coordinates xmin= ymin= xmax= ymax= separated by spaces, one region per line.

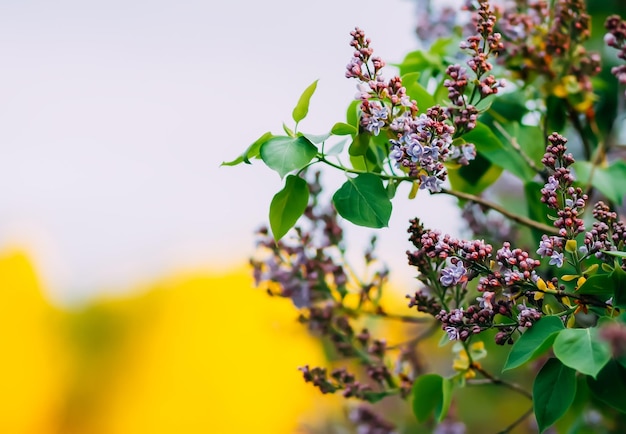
xmin=0 ymin=248 xmax=336 ymax=433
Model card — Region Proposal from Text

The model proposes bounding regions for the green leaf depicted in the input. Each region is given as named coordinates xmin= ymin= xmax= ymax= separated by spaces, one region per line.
xmin=402 ymin=72 xmax=435 ymax=111
xmin=269 ymin=175 xmax=309 ymax=240
xmin=332 ymin=174 xmax=392 ymax=228
xmin=463 ymin=122 xmax=534 ymax=182
xmin=346 ymin=99 xmax=360 ymax=128
xmin=503 ymin=316 xmax=564 ymax=371
xmin=331 ymin=122 xmax=358 ymax=136
xmin=602 ymin=250 xmax=626 ymax=258
xmin=576 ymin=273 xmax=614 ymax=296
xmin=348 ymin=132 xmax=371 ymax=156
xmin=553 ymin=328 xmax=611 ymax=378
xmin=438 ymin=377 xmax=453 ymax=422
xmin=533 ymin=358 xmax=577 ymax=433
xmin=411 ymin=374 xmax=450 ymax=423
xmin=259 ymin=136 xmax=317 ymax=178
xmin=292 ymin=80 xmax=318 ymax=124
xmin=222 ymin=131 xmax=273 ymax=166
xmin=587 ymin=359 xmax=626 ymax=413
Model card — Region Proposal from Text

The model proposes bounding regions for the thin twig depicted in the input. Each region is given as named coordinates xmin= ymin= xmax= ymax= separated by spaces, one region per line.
xmin=469 ymin=365 xmax=533 ymax=400
xmin=496 ymin=407 xmax=534 ymax=434
xmin=439 ymin=188 xmax=559 ymax=235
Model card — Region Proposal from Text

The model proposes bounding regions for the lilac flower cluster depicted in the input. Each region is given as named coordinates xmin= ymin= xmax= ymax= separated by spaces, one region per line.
xmin=346 ymin=28 xmax=417 ymax=136
xmin=388 ymin=106 xmax=455 ymax=192
xmin=536 ymin=133 xmax=588 ymax=266
xmin=406 ymin=218 xmax=544 ymax=344
xmin=445 ymin=0 xmax=505 ymax=134
xmin=345 ymin=28 xmax=475 ymax=192
xmin=605 ymin=15 xmax=626 ymax=97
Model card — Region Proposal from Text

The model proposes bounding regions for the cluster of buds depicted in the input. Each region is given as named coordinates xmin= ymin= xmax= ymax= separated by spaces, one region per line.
xmin=345 ymin=28 xmax=475 ymax=193
xmin=537 ymin=133 xmax=588 ymax=266
xmin=582 ymin=201 xmax=626 ymax=261
xmin=605 ymin=15 xmax=626 ymax=97
xmin=445 ymin=0 xmax=505 ymax=135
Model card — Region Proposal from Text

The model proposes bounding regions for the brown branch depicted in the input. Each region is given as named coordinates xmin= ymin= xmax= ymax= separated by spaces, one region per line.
xmin=469 ymin=365 xmax=532 ymax=400
xmin=439 ymin=188 xmax=559 ymax=236
xmin=496 ymin=407 xmax=534 ymax=434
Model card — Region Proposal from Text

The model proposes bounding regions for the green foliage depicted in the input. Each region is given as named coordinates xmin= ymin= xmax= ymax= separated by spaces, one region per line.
xmin=553 ymin=328 xmax=611 ymax=378
xmin=503 ymin=315 xmax=564 ymax=371
xmin=292 ymin=80 xmax=318 ymax=124
xmin=411 ymin=374 xmax=452 ymax=423
xmin=222 ymin=131 xmax=273 ymax=166
xmin=259 ymin=136 xmax=317 ymax=178
xmin=269 ymin=175 xmax=309 ymax=240
xmin=533 ymin=358 xmax=577 ymax=433
xmin=332 ymin=174 xmax=392 ymax=228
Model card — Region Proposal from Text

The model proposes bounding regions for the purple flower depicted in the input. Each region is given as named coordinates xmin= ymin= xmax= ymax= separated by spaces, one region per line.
xmin=440 ymin=261 xmax=467 ymax=286
xmin=419 ymin=174 xmax=443 ymax=193
xmin=549 ymin=251 xmax=564 ymax=267
xmin=544 ymin=176 xmax=559 ymax=193
xmin=536 ymin=236 xmax=553 ymax=257
xmin=445 ymin=326 xmax=460 ymax=341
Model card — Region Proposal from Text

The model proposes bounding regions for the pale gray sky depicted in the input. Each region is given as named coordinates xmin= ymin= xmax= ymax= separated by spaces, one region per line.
xmin=0 ymin=0 xmax=461 ymax=303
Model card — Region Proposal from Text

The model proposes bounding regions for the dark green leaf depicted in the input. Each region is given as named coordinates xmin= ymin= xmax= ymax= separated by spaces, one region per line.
xmin=332 ymin=174 xmax=392 ymax=228
xmin=260 ymin=136 xmax=317 ymax=178
xmin=292 ymin=80 xmax=318 ymax=123
xmin=553 ymin=328 xmax=611 ymax=378
xmin=402 ymin=72 xmax=436 ymax=111
xmin=331 ymin=122 xmax=357 ymax=136
xmin=411 ymin=374 xmax=448 ymax=423
xmin=222 ymin=131 xmax=273 ymax=166
xmin=587 ymin=359 xmax=626 ymax=413
xmin=269 ymin=175 xmax=309 ymax=240
xmin=503 ymin=316 xmax=564 ymax=371
xmin=533 ymin=358 xmax=577 ymax=433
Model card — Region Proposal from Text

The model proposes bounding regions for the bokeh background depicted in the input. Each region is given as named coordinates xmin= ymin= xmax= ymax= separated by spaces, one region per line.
xmin=0 ymin=0 xmax=464 ymax=432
